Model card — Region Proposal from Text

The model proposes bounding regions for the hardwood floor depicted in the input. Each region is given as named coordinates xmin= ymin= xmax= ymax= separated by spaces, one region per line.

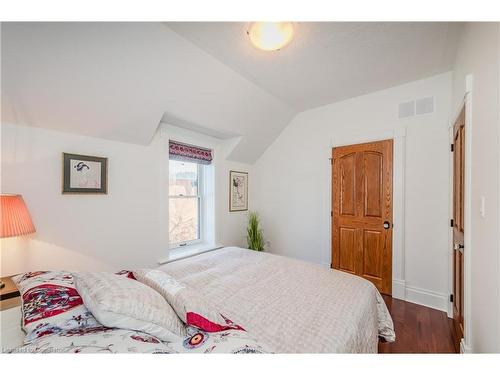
xmin=378 ymin=295 xmax=459 ymax=353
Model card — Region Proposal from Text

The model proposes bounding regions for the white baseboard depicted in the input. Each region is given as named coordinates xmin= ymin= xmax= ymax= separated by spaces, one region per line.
xmin=404 ymin=284 xmax=448 ymax=312
xmin=391 ymin=279 xmax=448 ymax=313
xmin=392 ymin=279 xmax=406 ymax=300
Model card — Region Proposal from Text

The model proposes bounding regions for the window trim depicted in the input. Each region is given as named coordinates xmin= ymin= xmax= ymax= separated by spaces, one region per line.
xmin=168 ymin=161 xmax=204 ymax=249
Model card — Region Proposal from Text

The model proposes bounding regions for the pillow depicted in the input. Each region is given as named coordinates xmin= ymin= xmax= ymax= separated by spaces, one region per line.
xmin=133 ymin=269 xmax=243 ymax=332
xmin=73 ymin=272 xmax=186 ymax=342
xmin=12 ymin=271 xmax=102 ymax=342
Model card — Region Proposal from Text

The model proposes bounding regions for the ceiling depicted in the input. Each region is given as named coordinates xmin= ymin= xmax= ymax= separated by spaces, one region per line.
xmin=2 ymin=22 xmax=462 ymax=163
xmin=168 ymin=22 xmax=462 ymax=111
xmin=1 ymin=22 xmax=294 ymax=163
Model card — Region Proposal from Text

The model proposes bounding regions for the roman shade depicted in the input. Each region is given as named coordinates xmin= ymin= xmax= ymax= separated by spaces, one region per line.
xmin=169 ymin=140 xmax=213 ymax=165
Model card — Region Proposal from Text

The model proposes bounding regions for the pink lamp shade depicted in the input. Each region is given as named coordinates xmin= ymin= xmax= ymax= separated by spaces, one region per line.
xmin=0 ymin=194 xmax=36 ymax=238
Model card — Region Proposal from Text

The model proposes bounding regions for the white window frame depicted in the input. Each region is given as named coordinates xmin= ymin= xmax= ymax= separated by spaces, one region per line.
xmin=168 ymin=161 xmax=205 ymax=249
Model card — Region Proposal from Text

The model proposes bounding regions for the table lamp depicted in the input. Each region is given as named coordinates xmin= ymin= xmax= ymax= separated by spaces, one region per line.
xmin=0 ymin=194 xmax=36 ymax=288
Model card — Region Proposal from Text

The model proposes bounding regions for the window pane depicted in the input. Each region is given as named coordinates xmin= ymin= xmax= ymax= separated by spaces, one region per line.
xmin=169 ymin=197 xmax=199 ymax=245
xmin=169 ymin=160 xmax=198 ymax=196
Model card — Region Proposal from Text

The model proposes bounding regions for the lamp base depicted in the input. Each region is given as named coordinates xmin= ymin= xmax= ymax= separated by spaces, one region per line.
xmin=0 ymin=280 xmax=5 ymax=289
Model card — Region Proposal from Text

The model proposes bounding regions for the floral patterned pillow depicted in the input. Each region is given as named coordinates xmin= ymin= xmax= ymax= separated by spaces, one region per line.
xmin=12 ymin=270 xmax=137 ymax=342
xmin=12 ymin=271 xmax=102 ymax=342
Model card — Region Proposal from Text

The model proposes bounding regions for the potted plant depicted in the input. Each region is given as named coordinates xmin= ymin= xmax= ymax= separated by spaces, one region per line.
xmin=247 ymin=211 xmax=265 ymax=251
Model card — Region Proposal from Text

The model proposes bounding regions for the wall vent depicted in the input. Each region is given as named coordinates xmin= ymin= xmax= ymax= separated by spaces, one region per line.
xmin=416 ymin=97 xmax=434 ymax=115
xmin=398 ymin=101 xmax=415 ymax=119
xmin=398 ymin=96 xmax=434 ymax=119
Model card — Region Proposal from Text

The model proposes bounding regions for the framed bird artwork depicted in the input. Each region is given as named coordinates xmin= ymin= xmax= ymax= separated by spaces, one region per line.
xmin=62 ymin=153 xmax=108 ymax=194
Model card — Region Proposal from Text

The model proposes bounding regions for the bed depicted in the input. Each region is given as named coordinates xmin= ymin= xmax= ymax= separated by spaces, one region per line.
xmin=158 ymin=247 xmax=395 ymax=353
xmin=5 ymin=247 xmax=394 ymax=354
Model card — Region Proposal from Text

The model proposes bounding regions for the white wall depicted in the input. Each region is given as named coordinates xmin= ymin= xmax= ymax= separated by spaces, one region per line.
xmin=253 ymin=73 xmax=453 ymax=312
xmin=1 ymin=123 xmax=251 ymax=276
xmin=451 ymin=22 xmax=500 ymax=353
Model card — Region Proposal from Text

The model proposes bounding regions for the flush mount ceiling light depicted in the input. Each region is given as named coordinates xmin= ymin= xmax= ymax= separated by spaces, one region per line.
xmin=247 ymin=22 xmax=295 ymax=51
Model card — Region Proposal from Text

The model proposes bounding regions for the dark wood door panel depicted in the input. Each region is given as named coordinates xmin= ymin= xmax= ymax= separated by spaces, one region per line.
xmin=340 ymin=153 xmax=356 ymax=216
xmin=338 ymin=227 xmax=356 ymax=273
xmin=363 ymin=229 xmax=384 ymax=279
xmin=363 ymin=151 xmax=383 ymax=218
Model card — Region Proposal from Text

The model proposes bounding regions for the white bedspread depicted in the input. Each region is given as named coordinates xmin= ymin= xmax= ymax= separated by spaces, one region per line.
xmin=158 ymin=247 xmax=395 ymax=353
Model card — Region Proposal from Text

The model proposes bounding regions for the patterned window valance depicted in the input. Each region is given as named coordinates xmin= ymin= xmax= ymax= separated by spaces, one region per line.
xmin=169 ymin=140 xmax=213 ymax=165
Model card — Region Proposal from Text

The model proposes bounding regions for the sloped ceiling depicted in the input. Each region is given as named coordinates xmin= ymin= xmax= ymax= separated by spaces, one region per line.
xmin=1 ymin=22 xmax=295 ymax=163
xmin=169 ymin=22 xmax=462 ymax=111
xmin=1 ymin=22 xmax=461 ymax=163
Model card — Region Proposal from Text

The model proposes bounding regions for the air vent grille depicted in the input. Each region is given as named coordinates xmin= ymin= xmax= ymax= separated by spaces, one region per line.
xmin=398 ymin=96 xmax=434 ymax=119
xmin=398 ymin=101 xmax=415 ymax=119
xmin=416 ymin=97 xmax=434 ymax=115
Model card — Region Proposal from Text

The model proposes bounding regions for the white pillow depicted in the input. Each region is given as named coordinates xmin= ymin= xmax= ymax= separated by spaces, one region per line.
xmin=73 ymin=272 xmax=186 ymax=342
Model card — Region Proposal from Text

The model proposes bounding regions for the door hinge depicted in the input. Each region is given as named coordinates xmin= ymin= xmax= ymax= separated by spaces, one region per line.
xmin=330 ymin=211 xmax=333 ymax=217
xmin=329 ymin=158 xmax=333 ymax=165
xmin=451 ymin=144 xmax=454 ymax=152
xmin=450 ymin=219 xmax=454 ymax=227
xmin=450 ymin=294 xmax=454 ymax=303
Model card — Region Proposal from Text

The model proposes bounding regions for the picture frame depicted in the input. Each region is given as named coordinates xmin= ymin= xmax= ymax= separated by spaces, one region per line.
xmin=229 ymin=170 xmax=248 ymax=212
xmin=62 ymin=153 xmax=108 ymax=194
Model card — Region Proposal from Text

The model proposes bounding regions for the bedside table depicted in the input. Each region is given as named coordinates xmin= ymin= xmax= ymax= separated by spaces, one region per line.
xmin=0 ymin=276 xmax=21 ymax=311
xmin=0 ymin=276 xmax=24 ymax=351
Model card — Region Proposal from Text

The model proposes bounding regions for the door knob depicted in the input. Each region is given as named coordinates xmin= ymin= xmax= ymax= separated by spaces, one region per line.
xmin=383 ymin=221 xmax=391 ymax=229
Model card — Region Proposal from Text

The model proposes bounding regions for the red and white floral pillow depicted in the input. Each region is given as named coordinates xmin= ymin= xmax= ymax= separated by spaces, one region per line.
xmin=12 ymin=271 xmax=102 ymax=342
xmin=133 ymin=269 xmax=243 ymax=333
xmin=12 ymin=270 xmax=136 ymax=342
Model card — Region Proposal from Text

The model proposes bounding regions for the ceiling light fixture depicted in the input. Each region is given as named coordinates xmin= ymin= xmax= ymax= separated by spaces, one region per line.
xmin=247 ymin=22 xmax=294 ymax=51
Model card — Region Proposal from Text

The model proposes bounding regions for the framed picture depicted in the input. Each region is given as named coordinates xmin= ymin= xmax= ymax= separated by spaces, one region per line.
xmin=229 ymin=170 xmax=248 ymax=212
xmin=62 ymin=153 xmax=108 ymax=194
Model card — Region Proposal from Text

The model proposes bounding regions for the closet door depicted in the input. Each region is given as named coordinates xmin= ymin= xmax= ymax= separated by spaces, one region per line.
xmin=452 ymin=107 xmax=465 ymax=347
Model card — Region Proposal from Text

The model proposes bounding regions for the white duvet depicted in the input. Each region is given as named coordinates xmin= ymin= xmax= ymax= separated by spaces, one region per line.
xmin=158 ymin=247 xmax=395 ymax=353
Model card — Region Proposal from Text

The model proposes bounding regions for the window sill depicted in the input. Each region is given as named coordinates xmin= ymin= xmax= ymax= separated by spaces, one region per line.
xmin=158 ymin=243 xmax=223 ymax=265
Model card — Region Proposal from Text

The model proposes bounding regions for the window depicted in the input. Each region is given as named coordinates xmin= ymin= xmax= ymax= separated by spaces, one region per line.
xmin=168 ymin=160 xmax=202 ymax=247
xmin=168 ymin=140 xmax=214 ymax=250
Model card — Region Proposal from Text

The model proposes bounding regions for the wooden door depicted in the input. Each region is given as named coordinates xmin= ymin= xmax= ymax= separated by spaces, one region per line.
xmin=452 ymin=107 xmax=465 ymax=345
xmin=332 ymin=139 xmax=393 ymax=295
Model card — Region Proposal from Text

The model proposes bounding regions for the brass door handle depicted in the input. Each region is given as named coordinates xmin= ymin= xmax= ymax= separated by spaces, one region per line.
xmin=454 ymin=243 xmax=464 ymax=253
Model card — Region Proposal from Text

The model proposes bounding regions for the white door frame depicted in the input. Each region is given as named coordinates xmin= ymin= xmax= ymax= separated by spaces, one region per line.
xmin=448 ymin=74 xmax=473 ymax=353
xmin=328 ymin=128 xmax=407 ymax=300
